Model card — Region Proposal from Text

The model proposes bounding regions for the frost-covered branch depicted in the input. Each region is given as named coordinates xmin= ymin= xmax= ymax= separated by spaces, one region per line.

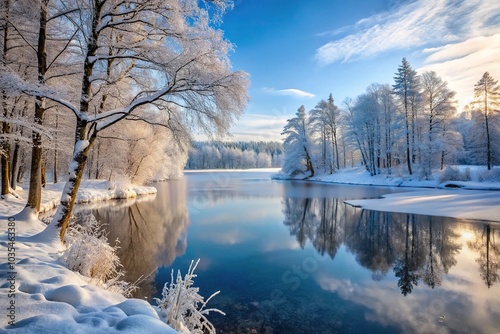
xmin=155 ymin=259 xmax=224 ymax=334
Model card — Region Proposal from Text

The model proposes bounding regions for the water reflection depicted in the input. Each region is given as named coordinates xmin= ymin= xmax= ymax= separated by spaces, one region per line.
xmin=90 ymin=180 xmax=189 ymax=298
xmin=88 ymin=173 xmax=500 ymax=333
xmin=468 ymin=224 xmax=500 ymax=288
xmin=282 ymin=196 xmax=500 ymax=292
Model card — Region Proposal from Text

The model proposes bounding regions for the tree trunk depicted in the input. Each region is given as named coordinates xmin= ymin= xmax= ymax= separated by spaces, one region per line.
xmin=27 ymin=129 xmax=43 ymax=210
xmin=484 ymin=92 xmax=491 ymax=170
xmin=26 ymin=0 xmax=48 ymax=210
xmin=53 ymin=148 xmax=58 ymax=184
xmin=41 ymin=158 xmax=46 ymax=188
xmin=10 ymin=142 xmax=20 ymax=190
xmin=44 ymin=0 xmax=102 ymax=241
xmin=44 ymin=119 xmax=93 ymax=241
xmin=55 ymin=139 xmax=91 ymax=241
xmin=10 ymin=100 xmax=27 ymax=190
xmin=1 ymin=0 xmax=11 ymax=196
xmin=53 ymin=112 xmax=58 ymax=183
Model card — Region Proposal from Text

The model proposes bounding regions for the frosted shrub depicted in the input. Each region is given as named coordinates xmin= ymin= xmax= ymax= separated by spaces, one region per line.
xmin=439 ymin=166 xmax=471 ymax=183
xmin=155 ymin=259 xmax=224 ymax=334
xmin=63 ymin=213 xmax=136 ymax=296
xmin=479 ymin=168 xmax=500 ymax=182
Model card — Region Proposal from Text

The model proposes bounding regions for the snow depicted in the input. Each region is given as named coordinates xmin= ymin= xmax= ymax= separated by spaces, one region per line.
xmin=0 ymin=180 xmax=157 ymax=217
xmin=74 ymin=140 xmax=90 ymax=155
xmin=0 ymin=181 xmax=174 ymax=333
xmin=274 ymin=166 xmax=500 ymax=223
xmin=345 ymin=189 xmax=500 ymax=222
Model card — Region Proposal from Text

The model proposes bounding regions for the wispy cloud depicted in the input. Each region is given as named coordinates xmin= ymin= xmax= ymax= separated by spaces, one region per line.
xmin=418 ymin=34 xmax=500 ymax=109
xmin=315 ymin=0 xmax=500 ymax=64
xmin=229 ymin=113 xmax=289 ymax=141
xmin=262 ymin=87 xmax=316 ymax=98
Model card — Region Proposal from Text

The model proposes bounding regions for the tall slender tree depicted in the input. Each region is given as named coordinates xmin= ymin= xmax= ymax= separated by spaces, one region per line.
xmin=393 ymin=58 xmax=420 ymax=175
xmin=1 ymin=0 xmax=11 ymax=196
xmin=473 ymin=72 xmax=500 ymax=170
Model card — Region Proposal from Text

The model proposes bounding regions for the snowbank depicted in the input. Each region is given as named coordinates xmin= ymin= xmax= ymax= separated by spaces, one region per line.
xmin=273 ymin=166 xmax=500 ymax=190
xmin=346 ymin=189 xmax=500 ymax=222
xmin=0 ymin=181 xmax=176 ymax=333
xmin=0 ymin=180 xmax=157 ymax=218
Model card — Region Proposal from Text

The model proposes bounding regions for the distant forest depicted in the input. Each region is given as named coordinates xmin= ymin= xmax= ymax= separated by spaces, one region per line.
xmin=186 ymin=141 xmax=284 ymax=169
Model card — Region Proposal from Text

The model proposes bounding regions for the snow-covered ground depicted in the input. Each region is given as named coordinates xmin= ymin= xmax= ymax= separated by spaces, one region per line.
xmin=274 ymin=166 xmax=500 ymax=222
xmin=1 ymin=181 xmax=177 ymax=333
xmin=1 ymin=180 xmax=157 ymax=217
xmin=346 ymin=189 xmax=500 ymax=222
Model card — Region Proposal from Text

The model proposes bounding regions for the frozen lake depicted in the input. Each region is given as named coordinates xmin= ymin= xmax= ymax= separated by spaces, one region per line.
xmin=90 ymin=170 xmax=500 ymax=333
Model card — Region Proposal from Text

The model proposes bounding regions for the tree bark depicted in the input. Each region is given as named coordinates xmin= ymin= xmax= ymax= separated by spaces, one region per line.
xmin=26 ymin=0 xmax=48 ymax=210
xmin=1 ymin=0 xmax=11 ymax=196
xmin=48 ymin=0 xmax=102 ymax=241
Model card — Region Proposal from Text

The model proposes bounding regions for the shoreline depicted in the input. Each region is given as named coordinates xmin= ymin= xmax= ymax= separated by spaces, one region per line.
xmin=1 ymin=179 xmax=157 ymax=219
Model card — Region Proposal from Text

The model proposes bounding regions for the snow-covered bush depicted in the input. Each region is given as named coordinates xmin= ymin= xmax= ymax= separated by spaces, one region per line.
xmin=479 ymin=168 xmax=500 ymax=182
xmin=62 ymin=213 xmax=136 ymax=296
xmin=155 ymin=259 xmax=224 ymax=334
xmin=439 ymin=166 xmax=471 ymax=183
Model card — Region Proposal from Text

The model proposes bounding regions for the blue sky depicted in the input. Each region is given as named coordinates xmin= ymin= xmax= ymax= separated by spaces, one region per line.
xmin=215 ymin=0 xmax=500 ymax=141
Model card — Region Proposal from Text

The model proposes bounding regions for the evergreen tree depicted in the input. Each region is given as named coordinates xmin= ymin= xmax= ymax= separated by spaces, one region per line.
xmin=473 ymin=72 xmax=500 ymax=170
xmin=393 ymin=58 xmax=420 ymax=175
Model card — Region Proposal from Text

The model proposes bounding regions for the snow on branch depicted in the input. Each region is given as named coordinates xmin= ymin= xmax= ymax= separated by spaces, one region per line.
xmin=0 ymin=67 xmax=83 ymax=119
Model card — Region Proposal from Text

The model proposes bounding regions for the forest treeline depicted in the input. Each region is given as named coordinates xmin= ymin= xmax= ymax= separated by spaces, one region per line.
xmin=186 ymin=141 xmax=284 ymax=169
xmin=282 ymin=58 xmax=500 ymax=179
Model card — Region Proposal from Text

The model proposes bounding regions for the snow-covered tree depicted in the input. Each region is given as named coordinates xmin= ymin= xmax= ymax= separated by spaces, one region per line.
xmin=281 ymin=105 xmax=314 ymax=177
xmin=420 ymin=71 xmax=456 ymax=177
xmin=393 ymin=58 xmax=420 ymax=175
xmin=347 ymin=91 xmax=381 ymax=175
xmin=2 ymin=0 xmax=248 ymax=242
xmin=473 ymin=72 xmax=500 ymax=170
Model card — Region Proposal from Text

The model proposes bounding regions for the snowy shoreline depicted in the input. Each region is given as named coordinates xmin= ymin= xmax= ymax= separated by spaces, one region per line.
xmin=272 ymin=166 xmax=500 ymax=223
xmin=1 ymin=180 xmax=157 ymax=218
xmin=0 ymin=180 xmax=178 ymax=333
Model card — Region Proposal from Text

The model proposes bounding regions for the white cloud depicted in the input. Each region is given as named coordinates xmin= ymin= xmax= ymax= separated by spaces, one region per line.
xmin=315 ymin=0 xmax=500 ymax=64
xmin=228 ymin=113 xmax=289 ymax=141
xmin=418 ymin=34 xmax=500 ymax=110
xmin=193 ymin=113 xmax=289 ymax=141
xmin=262 ymin=87 xmax=316 ymax=98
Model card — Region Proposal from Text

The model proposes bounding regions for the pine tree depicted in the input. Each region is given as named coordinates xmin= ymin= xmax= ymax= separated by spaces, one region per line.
xmin=473 ymin=72 xmax=500 ymax=170
xmin=393 ymin=58 xmax=420 ymax=175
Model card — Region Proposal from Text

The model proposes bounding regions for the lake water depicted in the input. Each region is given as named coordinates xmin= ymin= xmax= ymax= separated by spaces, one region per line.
xmin=89 ymin=170 xmax=500 ymax=334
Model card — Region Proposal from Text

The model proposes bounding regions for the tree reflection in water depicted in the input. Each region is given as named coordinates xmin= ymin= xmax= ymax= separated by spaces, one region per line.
xmin=468 ymin=224 xmax=500 ymax=288
xmin=281 ymin=196 xmax=500 ymax=294
xmin=88 ymin=180 xmax=190 ymax=299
